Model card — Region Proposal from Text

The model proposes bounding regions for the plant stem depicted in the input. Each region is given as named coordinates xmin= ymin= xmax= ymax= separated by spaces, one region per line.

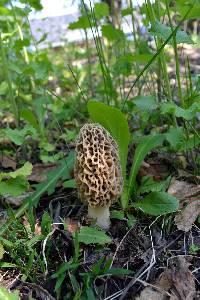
xmin=0 ymin=34 xmax=19 ymax=125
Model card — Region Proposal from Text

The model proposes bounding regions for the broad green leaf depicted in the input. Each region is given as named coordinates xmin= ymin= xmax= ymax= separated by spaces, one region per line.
xmin=177 ymin=3 xmax=200 ymax=20
xmin=165 ymin=127 xmax=185 ymax=149
xmin=3 ymin=126 xmax=37 ymax=145
xmin=102 ymin=24 xmax=125 ymax=42
xmin=63 ymin=179 xmax=76 ymax=188
xmin=87 ymin=101 xmax=130 ymax=181
xmin=133 ymin=95 xmax=157 ymax=111
xmin=150 ymin=20 xmax=193 ymax=45
xmin=121 ymin=7 xmax=134 ymax=16
xmin=68 ymin=16 xmax=91 ymax=30
xmin=160 ymin=102 xmax=199 ymax=120
xmin=134 ymin=192 xmax=179 ymax=216
xmin=0 ymin=286 xmax=19 ymax=300
xmin=138 ymin=176 xmax=171 ymax=194
xmin=0 ymin=177 xmax=29 ymax=196
xmin=122 ymin=134 xmax=164 ymax=208
xmin=111 ymin=210 xmax=124 ymax=220
xmin=94 ymin=2 xmax=109 ymax=19
xmin=9 ymin=162 xmax=32 ymax=179
xmin=77 ymin=226 xmax=111 ymax=245
xmin=20 ymin=108 xmax=39 ymax=130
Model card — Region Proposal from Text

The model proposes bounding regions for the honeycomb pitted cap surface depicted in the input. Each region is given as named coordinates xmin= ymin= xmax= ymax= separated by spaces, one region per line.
xmin=74 ymin=123 xmax=123 ymax=207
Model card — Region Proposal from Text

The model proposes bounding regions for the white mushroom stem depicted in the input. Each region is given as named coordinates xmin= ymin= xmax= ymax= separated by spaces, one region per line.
xmin=88 ymin=205 xmax=110 ymax=230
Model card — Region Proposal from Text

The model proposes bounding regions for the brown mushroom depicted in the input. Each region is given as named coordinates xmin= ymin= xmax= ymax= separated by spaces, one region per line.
xmin=74 ymin=123 xmax=123 ymax=230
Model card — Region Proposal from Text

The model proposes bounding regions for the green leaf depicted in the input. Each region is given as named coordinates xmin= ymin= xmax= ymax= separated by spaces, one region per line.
xmin=106 ymin=268 xmax=133 ymax=275
xmin=87 ymin=101 xmax=130 ymax=182
xmin=134 ymin=192 xmax=179 ymax=216
xmin=122 ymin=134 xmax=164 ymax=208
xmin=138 ymin=176 xmax=171 ymax=194
xmin=41 ymin=212 xmax=52 ymax=236
xmin=9 ymin=162 xmax=33 ymax=179
xmin=0 ymin=286 xmax=19 ymax=300
xmin=94 ymin=2 xmax=109 ymax=19
xmin=77 ymin=226 xmax=111 ymax=245
xmin=150 ymin=20 xmax=193 ymax=45
xmin=3 ymin=126 xmax=37 ymax=145
xmin=111 ymin=210 xmax=124 ymax=220
xmin=160 ymin=102 xmax=197 ymax=120
xmin=0 ymin=177 xmax=29 ymax=196
xmin=20 ymin=109 xmax=39 ymax=130
xmin=102 ymin=24 xmax=125 ymax=42
xmin=30 ymin=151 xmax=75 ymax=207
xmin=121 ymin=7 xmax=134 ymax=16
xmin=68 ymin=16 xmax=91 ymax=30
xmin=63 ymin=179 xmax=76 ymax=188
xmin=133 ymin=95 xmax=158 ymax=111
xmin=165 ymin=127 xmax=185 ymax=149
xmin=177 ymin=3 xmax=200 ymax=20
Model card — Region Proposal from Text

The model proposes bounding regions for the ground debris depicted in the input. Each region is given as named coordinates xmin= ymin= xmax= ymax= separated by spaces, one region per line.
xmin=136 ymin=256 xmax=197 ymax=300
xmin=175 ymin=201 xmax=200 ymax=232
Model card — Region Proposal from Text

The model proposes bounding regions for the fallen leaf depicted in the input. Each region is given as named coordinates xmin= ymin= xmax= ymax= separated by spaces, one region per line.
xmin=3 ymin=191 xmax=33 ymax=207
xmin=28 ymin=163 xmax=58 ymax=183
xmin=136 ymin=286 xmax=165 ymax=300
xmin=168 ymin=178 xmax=200 ymax=208
xmin=175 ymin=201 xmax=200 ymax=232
xmin=167 ymin=256 xmax=196 ymax=300
xmin=0 ymin=155 xmax=16 ymax=170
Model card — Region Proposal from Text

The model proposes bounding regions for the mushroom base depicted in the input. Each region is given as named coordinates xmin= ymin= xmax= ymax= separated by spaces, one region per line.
xmin=88 ymin=206 xmax=110 ymax=230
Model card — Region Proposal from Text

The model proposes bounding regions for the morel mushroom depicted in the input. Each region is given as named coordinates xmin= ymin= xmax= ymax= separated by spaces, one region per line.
xmin=74 ymin=123 xmax=123 ymax=230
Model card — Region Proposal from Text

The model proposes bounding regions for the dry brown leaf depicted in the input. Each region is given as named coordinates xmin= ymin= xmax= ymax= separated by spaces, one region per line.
xmin=135 ymin=286 xmax=166 ymax=300
xmin=28 ymin=163 xmax=57 ymax=182
xmin=175 ymin=201 xmax=200 ymax=232
xmin=167 ymin=256 xmax=196 ymax=300
xmin=0 ymin=155 xmax=16 ymax=170
xmin=168 ymin=178 xmax=200 ymax=208
xmin=3 ymin=192 xmax=33 ymax=207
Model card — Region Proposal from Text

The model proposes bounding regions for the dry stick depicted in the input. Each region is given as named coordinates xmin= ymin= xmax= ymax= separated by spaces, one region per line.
xmin=118 ymin=232 xmax=183 ymax=300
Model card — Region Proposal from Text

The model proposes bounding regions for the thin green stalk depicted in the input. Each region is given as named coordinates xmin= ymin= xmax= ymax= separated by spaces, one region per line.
xmin=84 ymin=28 xmax=94 ymax=97
xmin=0 ymin=35 xmax=19 ymax=124
xmin=165 ymin=0 xmax=184 ymax=107
xmin=122 ymin=1 xmax=196 ymax=110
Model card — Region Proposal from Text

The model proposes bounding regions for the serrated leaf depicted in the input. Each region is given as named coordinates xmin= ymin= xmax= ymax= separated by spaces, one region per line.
xmin=9 ymin=162 xmax=33 ymax=179
xmin=138 ymin=176 xmax=171 ymax=194
xmin=87 ymin=101 xmax=130 ymax=182
xmin=150 ymin=20 xmax=193 ymax=45
xmin=94 ymin=2 xmax=109 ymax=19
xmin=102 ymin=24 xmax=125 ymax=42
xmin=77 ymin=226 xmax=111 ymax=245
xmin=133 ymin=95 xmax=158 ymax=111
xmin=68 ymin=16 xmax=90 ymax=30
xmin=0 ymin=177 xmax=29 ymax=197
xmin=135 ymin=192 xmax=179 ymax=216
xmin=111 ymin=210 xmax=124 ymax=220
xmin=165 ymin=127 xmax=185 ymax=149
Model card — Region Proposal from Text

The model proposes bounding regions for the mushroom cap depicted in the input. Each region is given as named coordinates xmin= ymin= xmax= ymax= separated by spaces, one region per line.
xmin=74 ymin=123 xmax=123 ymax=207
